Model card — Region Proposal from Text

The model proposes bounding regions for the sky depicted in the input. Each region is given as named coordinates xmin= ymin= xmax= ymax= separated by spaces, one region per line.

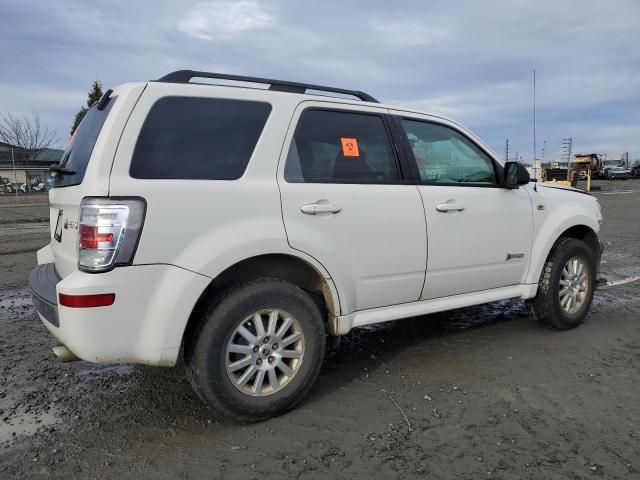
xmin=1 ymin=0 xmax=639 ymax=162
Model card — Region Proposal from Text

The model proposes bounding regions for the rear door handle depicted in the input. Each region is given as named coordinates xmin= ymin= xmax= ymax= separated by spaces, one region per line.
xmin=301 ymin=203 xmax=342 ymax=215
xmin=436 ymin=202 xmax=465 ymax=212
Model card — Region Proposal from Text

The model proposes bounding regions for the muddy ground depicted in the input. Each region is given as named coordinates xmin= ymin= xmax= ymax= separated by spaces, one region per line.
xmin=1 ymin=181 xmax=639 ymax=479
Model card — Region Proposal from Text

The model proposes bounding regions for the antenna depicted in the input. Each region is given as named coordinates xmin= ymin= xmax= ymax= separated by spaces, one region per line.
xmin=533 ymin=68 xmax=536 ymax=163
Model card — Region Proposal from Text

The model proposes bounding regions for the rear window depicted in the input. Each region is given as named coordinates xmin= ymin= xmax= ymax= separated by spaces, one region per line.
xmin=54 ymin=98 xmax=116 ymax=187
xmin=130 ymin=97 xmax=271 ymax=180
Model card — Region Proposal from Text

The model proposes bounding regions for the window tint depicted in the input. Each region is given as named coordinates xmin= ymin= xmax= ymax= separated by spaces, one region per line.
xmin=54 ymin=98 xmax=116 ymax=187
xmin=285 ymin=110 xmax=400 ymax=184
xmin=130 ymin=97 xmax=271 ymax=180
xmin=400 ymin=119 xmax=496 ymax=185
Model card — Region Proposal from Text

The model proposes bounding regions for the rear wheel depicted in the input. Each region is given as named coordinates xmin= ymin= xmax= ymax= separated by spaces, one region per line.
xmin=529 ymin=237 xmax=596 ymax=329
xmin=185 ymin=278 xmax=326 ymax=421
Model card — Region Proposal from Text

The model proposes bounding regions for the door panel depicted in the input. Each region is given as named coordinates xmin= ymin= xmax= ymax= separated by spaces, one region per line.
xmin=281 ymin=183 xmax=427 ymax=311
xmin=278 ymin=103 xmax=427 ymax=313
xmin=390 ymin=113 xmax=534 ymax=299
xmin=418 ymin=185 xmax=533 ymax=299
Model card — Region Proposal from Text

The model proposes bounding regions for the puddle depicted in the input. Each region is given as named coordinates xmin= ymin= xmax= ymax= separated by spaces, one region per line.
xmin=0 ymin=291 xmax=32 ymax=309
xmin=0 ymin=407 xmax=61 ymax=443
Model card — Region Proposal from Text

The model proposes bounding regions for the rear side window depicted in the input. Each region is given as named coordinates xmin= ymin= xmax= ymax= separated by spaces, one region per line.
xmin=54 ymin=98 xmax=116 ymax=187
xmin=284 ymin=109 xmax=400 ymax=184
xmin=130 ymin=97 xmax=271 ymax=180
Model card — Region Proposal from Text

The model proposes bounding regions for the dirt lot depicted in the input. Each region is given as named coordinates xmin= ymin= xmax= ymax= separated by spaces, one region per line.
xmin=1 ymin=181 xmax=639 ymax=479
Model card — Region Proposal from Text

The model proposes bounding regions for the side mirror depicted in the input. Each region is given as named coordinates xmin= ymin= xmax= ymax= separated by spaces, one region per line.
xmin=504 ymin=161 xmax=530 ymax=188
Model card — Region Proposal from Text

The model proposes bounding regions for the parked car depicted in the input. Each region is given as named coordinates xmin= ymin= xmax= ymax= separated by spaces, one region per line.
xmin=30 ymin=70 xmax=604 ymax=421
xmin=630 ymin=166 xmax=640 ymax=178
xmin=606 ymin=166 xmax=629 ymax=180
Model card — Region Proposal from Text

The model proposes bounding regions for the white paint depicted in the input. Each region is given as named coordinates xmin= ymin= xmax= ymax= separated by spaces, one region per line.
xmin=39 ymin=80 xmax=604 ymax=365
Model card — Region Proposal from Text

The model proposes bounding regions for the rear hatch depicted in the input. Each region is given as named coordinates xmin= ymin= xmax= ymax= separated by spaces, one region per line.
xmin=48 ymin=84 xmax=145 ymax=278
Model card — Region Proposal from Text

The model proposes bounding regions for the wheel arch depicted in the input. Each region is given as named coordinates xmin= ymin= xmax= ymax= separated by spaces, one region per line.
xmin=180 ymin=253 xmax=341 ymax=360
xmin=527 ymin=220 xmax=601 ymax=287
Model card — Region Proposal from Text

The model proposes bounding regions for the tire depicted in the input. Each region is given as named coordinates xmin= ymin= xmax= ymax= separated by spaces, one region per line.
xmin=529 ymin=237 xmax=596 ymax=330
xmin=185 ymin=277 xmax=326 ymax=421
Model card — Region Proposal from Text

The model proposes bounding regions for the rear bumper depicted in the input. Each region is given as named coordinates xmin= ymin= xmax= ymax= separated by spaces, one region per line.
xmin=29 ymin=263 xmax=61 ymax=327
xmin=29 ymin=259 xmax=210 ymax=366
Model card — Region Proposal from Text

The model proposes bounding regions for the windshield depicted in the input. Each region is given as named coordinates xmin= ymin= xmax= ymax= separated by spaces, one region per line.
xmin=53 ymin=97 xmax=116 ymax=187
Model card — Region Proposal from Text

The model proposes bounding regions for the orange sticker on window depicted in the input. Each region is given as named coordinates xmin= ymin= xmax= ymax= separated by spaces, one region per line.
xmin=340 ymin=137 xmax=360 ymax=157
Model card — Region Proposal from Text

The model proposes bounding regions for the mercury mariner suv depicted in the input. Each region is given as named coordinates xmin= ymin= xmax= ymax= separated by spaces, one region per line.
xmin=30 ymin=70 xmax=603 ymax=420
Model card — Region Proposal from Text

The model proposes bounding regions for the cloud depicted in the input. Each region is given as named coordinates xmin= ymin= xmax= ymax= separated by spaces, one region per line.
xmin=0 ymin=0 xmax=638 ymax=159
xmin=369 ymin=18 xmax=449 ymax=47
xmin=177 ymin=0 xmax=275 ymax=41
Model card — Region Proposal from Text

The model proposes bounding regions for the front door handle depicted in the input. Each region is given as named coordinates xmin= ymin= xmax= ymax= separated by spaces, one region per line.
xmin=436 ymin=202 xmax=465 ymax=212
xmin=301 ymin=203 xmax=342 ymax=215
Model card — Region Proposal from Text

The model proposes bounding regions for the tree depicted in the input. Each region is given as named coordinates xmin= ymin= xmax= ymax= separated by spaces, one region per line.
xmin=70 ymin=81 xmax=103 ymax=136
xmin=633 ymin=159 xmax=640 ymax=167
xmin=0 ymin=111 xmax=57 ymax=165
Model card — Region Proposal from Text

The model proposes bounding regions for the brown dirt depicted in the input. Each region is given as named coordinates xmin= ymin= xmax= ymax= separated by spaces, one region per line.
xmin=1 ymin=180 xmax=639 ymax=479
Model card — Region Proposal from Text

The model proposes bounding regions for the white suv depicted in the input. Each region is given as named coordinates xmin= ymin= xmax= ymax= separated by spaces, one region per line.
xmin=30 ymin=70 xmax=603 ymax=420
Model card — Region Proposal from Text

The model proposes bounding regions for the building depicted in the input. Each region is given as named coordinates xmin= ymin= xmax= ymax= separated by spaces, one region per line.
xmin=0 ymin=142 xmax=63 ymax=192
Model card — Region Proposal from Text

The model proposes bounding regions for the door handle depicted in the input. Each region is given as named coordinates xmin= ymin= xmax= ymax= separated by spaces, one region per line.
xmin=301 ymin=203 xmax=342 ymax=215
xmin=436 ymin=202 xmax=465 ymax=212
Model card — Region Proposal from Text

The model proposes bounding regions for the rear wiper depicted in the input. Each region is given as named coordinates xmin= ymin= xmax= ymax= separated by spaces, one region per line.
xmin=49 ymin=165 xmax=76 ymax=176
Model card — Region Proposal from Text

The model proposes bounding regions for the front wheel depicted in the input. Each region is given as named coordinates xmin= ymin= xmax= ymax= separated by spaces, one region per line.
xmin=529 ymin=237 xmax=596 ymax=330
xmin=185 ymin=278 xmax=326 ymax=421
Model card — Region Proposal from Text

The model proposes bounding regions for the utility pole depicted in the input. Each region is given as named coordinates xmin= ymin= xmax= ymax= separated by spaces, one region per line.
xmin=561 ymin=137 xmax=573 ymax=165
xmin=505 ymin=139 xmax=510 ymax=162
xmin=11 ymin=147 xmax=18 ymax=204
xmin=542 ymin=140 xmax=546 ymax=161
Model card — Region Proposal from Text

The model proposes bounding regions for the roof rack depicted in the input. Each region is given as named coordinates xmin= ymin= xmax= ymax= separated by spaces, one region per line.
xmin=156 ymin=70 xmax=379 ymax=103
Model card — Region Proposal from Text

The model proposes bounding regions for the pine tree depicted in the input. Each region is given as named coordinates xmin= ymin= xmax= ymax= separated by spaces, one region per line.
xmin=70 ymin=108 xmax=87 ymax=136
xmin=70 ymin=81 xmax=104 ymax=136
xmin=87 ymin=81 xmax=103 ymax=107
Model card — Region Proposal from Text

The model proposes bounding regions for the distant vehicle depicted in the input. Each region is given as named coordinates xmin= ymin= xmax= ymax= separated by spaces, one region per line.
xmin=631 ymin=166 xmax=640 ymax=178
xmin=33 ymin=182 xmax=47 ymax=192
xmin=606 ymin=166 xmax=629 ymax=180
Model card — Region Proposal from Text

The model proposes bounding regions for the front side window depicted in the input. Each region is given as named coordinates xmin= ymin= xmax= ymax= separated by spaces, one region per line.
xmin=285 ymin=109 xmax=400 ymax=184
xmin=400 ymin=119 xmax=497 ymax=185
xmin=130 ymin=97 xmax=271 ymax=180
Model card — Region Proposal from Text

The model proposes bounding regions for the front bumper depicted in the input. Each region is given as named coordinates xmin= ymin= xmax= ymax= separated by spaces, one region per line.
xmin=29 ymin=260 xmax=210 ymax=366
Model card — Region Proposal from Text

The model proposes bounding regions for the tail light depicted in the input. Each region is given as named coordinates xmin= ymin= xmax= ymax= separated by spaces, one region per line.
xmin=78 ymin=197 xmax=146 ymax=272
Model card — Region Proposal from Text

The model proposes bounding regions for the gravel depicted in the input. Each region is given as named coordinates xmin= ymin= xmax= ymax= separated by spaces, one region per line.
xmin=1 ymin=181 xmax=639 ymax=479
